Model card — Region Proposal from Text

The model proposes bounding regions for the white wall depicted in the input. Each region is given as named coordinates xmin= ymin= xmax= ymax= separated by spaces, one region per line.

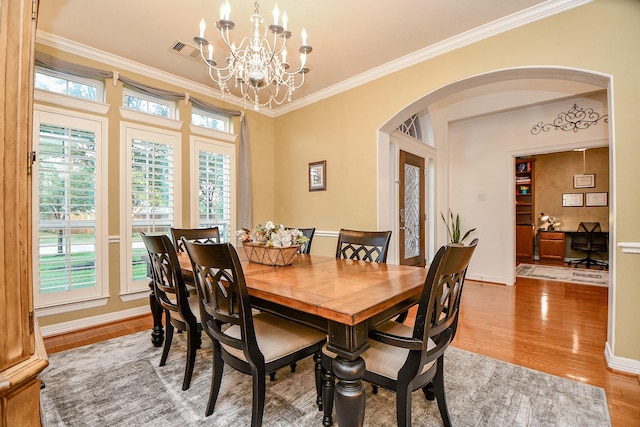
xmin=446 ymin=94 xmax=608 ymax=284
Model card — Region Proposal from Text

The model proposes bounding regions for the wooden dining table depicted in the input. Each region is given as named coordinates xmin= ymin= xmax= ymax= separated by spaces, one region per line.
xmin=150 ymin=250 xmax=428 ymax=427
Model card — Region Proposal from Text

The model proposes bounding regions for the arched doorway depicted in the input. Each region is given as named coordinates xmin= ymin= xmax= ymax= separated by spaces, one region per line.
xmin=376 ymin=65 xmax=614 ymax=345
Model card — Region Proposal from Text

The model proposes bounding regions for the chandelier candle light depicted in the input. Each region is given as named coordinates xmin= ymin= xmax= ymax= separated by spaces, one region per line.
xmin=194 ymin=1 xmax=312 ymax=110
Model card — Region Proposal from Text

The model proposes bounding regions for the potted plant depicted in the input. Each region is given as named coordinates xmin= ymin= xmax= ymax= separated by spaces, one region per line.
xmin=441 ymin=210 xmax=476 ymax=244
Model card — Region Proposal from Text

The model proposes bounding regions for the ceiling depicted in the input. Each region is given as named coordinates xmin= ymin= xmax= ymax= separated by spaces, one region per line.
xmin=36 ymin=0 xmax=590 ymax=113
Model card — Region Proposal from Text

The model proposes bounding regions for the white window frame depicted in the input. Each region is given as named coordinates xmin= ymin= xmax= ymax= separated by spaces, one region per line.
xmin=35 ymin=66 xmax=105 ymax=102
xmin=32 ymin=105 xmax=109 ymax=314
xmin=122 ymin=88 xmax=177 ymax=119
xmin=119 ymin=122 xmax=182 ymax=300
xmin=190 ymin=136 xmax=237 ymax=243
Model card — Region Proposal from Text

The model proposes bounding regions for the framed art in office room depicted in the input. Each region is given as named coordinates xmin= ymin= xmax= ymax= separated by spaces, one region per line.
xmin=573 ymin=173 xmax=595 ymax=188
xmin=586 ymin=192 xmax=608 ymax=206
xmin=562 ymin=193 xmax=584 ymax=207
xmin=309 ymin=160 xmax=326 ymax=191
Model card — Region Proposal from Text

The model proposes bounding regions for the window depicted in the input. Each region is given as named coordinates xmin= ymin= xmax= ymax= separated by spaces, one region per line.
xmin=191 ymin=108 xmax=229 ymax=132
xmin=123 ymin=89 xmax=175 ymax=118
xmin=120 ymin=123 xmax=181 ymax=297
xmin=32 ymin=107 xmax=108 ymax=309
xmin=397 ymin=114 xmax=423 ymax=141
xmin=190 ymin=137 xmax=236 ymax=242
xmin=35 ymin=67 xmax=104 ymax=102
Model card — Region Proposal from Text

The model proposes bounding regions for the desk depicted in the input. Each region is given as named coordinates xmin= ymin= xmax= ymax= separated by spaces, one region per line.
xmin=156 ymin=252 xmax=427 ymax=427
xmin=538 ymin=230 xmax=566 ymax=263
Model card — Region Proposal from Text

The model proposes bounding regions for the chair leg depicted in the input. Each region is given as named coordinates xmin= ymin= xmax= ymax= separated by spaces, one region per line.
xmin=205 ymin=345 xmax=224 ymax=417
xmin=396 ymin=381 xmax=413 ymax=427
xmin=195 ymin=329 xmax=202 ymax=349
xmin=160 ymin=314 xmax=173 ymax=367
xmin=182 ymin=326 xmax=198 ymax=391
xmin=251 ymin=366 xmax=267 ymax=427
xmin=422 ymin=381 xmax=435 ymax=401
xmin=433 ymin=356 xmax=451 ymax=427
xmin=290 ymin=362 xmax=297 ymax=373
xmin=314 ymin=352 xmax=323 ymax=410
xmin=394 ymin=310 xmax=408 ymax=324
xmin=321 ymin=356 xmax=335 ymax=426
xmin=268 ymin=372 xmax=276 ymax=381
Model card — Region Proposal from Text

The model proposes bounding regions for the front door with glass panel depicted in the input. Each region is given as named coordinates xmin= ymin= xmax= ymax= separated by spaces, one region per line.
xmin=399 ymin=150 xmax=425 ymax=267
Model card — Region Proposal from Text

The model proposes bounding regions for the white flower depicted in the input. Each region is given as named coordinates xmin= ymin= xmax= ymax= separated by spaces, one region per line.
xmin=270 ymin=227 xmax=294 ymax=247
xmin=237 ymin=221 xmax=309 ymax=247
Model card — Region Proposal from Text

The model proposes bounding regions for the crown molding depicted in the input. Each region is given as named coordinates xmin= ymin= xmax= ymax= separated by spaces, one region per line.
xmin=276 ymin=0 xmax=592 ymax=116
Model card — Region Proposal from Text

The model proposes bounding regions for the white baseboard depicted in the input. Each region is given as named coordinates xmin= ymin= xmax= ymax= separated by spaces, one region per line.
xmin=466 ymin=273 xmax=507 ymax=285
xmin=605 ymin=341 xmax=640 ymax=375
xmin=39 ymin=305 xmax=150 ymax=337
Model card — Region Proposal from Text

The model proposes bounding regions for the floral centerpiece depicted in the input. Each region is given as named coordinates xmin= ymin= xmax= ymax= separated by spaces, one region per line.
xmin=237 ymin=221 xmax=309 ymax=266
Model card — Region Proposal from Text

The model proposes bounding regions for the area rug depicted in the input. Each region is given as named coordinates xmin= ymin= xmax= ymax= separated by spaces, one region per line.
xmin=516 ymin=263 xmax=608 ymax=286
xmin=40 ymin=331 xmax=611 ymax=427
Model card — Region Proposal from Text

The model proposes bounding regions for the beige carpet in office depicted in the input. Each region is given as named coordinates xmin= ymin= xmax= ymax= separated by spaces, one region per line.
xmin=40 ymin=331 xmax=610 ymax=427
xmin=516 ymin=263 xmax=608 ymax=286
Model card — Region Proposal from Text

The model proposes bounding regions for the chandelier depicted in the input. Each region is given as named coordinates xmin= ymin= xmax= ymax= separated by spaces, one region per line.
xmin=194 ymin=1 xmax=312 ymax=110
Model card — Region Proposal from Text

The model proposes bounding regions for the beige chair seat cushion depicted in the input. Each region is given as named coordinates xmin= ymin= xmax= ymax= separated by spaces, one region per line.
xmin=170 ymin=293 xmax=201 ymax=324
xmin=223 ymin=312 xmax=326 ymax=363
xmin=323 ymin=321 xmax=435 ymax=380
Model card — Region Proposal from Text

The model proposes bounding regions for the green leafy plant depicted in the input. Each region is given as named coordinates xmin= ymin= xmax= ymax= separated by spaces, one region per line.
xmin=441 ymin=210 xmax=476 ymax=244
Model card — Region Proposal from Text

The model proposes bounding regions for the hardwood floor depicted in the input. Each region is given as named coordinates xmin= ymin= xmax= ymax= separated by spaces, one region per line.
xmin=43 ymin=277 xmax=639 ymax=426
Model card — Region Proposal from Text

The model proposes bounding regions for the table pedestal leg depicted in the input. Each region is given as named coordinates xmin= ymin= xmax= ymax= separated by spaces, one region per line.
xmin=149 ymin=280 xmax=164 ymax=347
xmin=332 ymin=355 xmax=366 ymax=427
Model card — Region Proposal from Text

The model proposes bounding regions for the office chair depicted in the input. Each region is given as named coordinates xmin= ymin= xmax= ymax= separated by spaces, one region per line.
xmin=569 ymin=222 xmax=608 ymax=269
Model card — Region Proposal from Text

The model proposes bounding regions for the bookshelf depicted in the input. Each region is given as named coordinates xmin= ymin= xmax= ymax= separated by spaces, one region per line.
xmin=515 ymin=158 xmax=535 ymax=261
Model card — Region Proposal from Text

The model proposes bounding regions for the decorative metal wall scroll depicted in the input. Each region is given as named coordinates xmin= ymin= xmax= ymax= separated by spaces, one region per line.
xmin=531 ymin=104 xmax=608 ymax=135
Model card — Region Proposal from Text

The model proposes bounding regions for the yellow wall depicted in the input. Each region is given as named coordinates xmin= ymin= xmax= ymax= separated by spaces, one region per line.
xmin=274 ymin=1 xmax=640 ymax=361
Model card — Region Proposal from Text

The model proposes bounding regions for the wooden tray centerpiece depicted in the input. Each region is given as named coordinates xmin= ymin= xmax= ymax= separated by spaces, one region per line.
xmin=242 ymin=242 xmax=300 ymax=267
xmin=238 ymin=221 xmax=309 ymax=267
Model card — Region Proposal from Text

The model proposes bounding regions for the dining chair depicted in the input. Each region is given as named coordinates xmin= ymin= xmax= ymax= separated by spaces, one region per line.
xmin=335 ymin=229 xmax=392 ymax=262
xmin=295 ymin=227 xmax=316 ymax=254
xmin=322 ymin=239 xmax=478 ymax=427
xmin=171 ymin=226 xmax=220 ymax=253
xmin=140 ymin=232 xmax=203 ymax=391
xmin=181 ymin=239 xmax=326 ymax=426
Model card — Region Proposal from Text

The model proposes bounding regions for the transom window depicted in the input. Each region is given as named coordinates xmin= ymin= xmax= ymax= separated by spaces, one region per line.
xmin=35 ymin=67 xmax=104 ymax=102
xmin=191 ymin=108 xmax=229 ymax=132
xmin=397 ymin=114 xmax=423 ymax=141
xmin=123 ymin=89 xmax=176 ymax=119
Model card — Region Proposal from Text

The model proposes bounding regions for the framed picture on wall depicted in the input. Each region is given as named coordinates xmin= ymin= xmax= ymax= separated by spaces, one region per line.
xmin=573 ymin=173 xmax=595 ymax=188
xmin=309 ymin=160 xmax=326 ymax=191
xmin=562 ymin=193 xmax=584 ymax=207
xmin=586 ymin=192 xmax=608 ymax=207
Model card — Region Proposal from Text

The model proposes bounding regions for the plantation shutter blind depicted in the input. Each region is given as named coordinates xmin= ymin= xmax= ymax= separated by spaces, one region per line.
xmin=129 ymin=139 xmax=175 ymax=282
xmin=198 ymin=149 xmax=232 ymax=241
xmin=36 ymin=123 xmax=97 ymax=294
